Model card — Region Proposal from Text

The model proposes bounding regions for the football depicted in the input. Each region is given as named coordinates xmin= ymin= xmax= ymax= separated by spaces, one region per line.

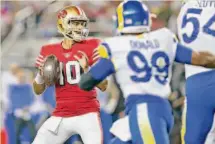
xmin=42 ymin=55 xmax=60 ymax=86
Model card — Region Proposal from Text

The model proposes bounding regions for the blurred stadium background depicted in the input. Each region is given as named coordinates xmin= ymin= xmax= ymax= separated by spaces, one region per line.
xmin=0 ymin=1 xmax=189 ymax=144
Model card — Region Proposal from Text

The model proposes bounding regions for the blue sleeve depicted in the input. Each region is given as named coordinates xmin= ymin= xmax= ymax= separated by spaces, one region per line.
xmin=89 ymin=58 xmax=116 ymax=81
xmin=175 ymin=43 xmax=193 ymax=64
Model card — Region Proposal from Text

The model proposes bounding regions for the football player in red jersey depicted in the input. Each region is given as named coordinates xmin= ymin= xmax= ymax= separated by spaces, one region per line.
xmin=32 ymin=5 xmax=107 ymax=144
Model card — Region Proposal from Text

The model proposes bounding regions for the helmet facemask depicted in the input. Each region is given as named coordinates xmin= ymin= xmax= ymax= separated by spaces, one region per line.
xmin=62 ymin=18 xmax=89 ymax=42
xmin=57 ymin=12 xmax=89 ymax=42
xmin=57 ymin=6 xmax=90 ymax=42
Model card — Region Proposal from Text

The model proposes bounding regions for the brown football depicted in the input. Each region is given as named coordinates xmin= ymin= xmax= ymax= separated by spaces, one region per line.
xmin=42 ymin=55 xmax=60 ymax=86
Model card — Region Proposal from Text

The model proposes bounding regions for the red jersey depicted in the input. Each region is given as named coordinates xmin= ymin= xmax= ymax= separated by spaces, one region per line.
xmin=35 ymin=38 xmax=101 ymax=117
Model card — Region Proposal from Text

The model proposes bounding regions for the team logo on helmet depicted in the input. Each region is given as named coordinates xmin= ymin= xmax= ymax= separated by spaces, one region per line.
xmin=57 ymin=10 xmax=67 ymax=19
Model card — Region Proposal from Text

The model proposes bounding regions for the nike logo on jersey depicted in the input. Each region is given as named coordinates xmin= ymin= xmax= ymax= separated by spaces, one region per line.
xmin=63 ymin=52 xmax=72 ymax=58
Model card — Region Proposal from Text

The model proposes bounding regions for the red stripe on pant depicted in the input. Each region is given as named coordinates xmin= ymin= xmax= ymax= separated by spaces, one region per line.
xmin=1 ymin=128 xmax=8 ymax=144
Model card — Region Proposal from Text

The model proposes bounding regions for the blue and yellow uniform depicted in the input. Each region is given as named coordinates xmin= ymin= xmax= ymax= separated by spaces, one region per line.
xmin=78 ymin=1 xmax=210 ymax=144
xmin=177 ymin=1 xmax=215 ymax=143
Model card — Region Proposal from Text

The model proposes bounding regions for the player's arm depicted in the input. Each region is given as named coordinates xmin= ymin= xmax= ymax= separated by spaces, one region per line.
xmin=91 ymin=42 xmax=111 ymax=91
xmin=33 ymin=48 xmax=47 ymax=95
xmin=175 ymin=43 xmax=215 ymax=68
xmin=96 ymin=79 xmax=108 ymax=92
xmin=74 ymin=49 xmax=108 ymax=91
xmin=78 ymin=57 xmax=108 ymax=92
xmin=79 ymin=58 xmax=116 ymax=91
xmin=104 ymin=76 xmax=120 ymax=114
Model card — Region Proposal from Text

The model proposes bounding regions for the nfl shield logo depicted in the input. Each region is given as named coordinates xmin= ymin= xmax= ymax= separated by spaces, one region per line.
xmin=63 ymin=53 xmax=71 ymax=58
xmin=125 ymin=19 xmax=132 ymax=24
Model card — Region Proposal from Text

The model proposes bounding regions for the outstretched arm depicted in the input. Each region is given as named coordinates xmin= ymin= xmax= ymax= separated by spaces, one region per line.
xmin=74 ymin=51 xmax=110 ymax=91
xmin=191 ymin=51 xmax=215 ymax=68
xmin=79 ymin=58 xmax=116 ymax=91
xmin=175 ymin=43 xmax=215 ymax=68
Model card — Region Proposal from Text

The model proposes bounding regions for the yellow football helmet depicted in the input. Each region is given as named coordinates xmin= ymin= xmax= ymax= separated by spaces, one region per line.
xmin=57 ymin=5 xmax=89 ymax=42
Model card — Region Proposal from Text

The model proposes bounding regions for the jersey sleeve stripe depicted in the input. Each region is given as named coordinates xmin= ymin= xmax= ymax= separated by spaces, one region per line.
xmin=36 ymin=57 xmax=44 ymax=62
xmin=38 ymin=55 xmax=44 ymax=58
xmin=35 ymin=61 xmax=43 ymax=66
xmin=93 ymin=55 xmax=100 ymax=61
xmin=92 ymin=51 xmax=99 ymax=57
xmin=93 ymin=47 xmax=99 ymax=52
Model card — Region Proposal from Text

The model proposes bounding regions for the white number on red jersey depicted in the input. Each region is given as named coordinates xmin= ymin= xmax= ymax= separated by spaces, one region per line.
xmin=59 ymin=61 xmax=81 ymax=85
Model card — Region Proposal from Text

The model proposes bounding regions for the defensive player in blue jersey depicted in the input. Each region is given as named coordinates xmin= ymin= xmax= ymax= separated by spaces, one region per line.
xmin=77 ymin=1 xmax=215 ymax=144
xmin=177 ymin=0 xmax=215 ymax=143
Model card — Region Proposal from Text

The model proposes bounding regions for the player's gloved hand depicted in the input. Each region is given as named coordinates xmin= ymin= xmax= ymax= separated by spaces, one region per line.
xmin=35 ymin=55 xmax=45 ymax=84
xmin=74 ymin=51 xmax=89 ymax=72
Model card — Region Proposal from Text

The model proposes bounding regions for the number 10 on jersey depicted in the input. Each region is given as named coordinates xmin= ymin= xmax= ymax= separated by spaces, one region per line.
xmin=59 ymin=61 xmax=81 ymax=85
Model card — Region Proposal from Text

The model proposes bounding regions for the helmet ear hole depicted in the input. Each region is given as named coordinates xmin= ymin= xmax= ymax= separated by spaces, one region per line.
xmin=67 ymin=20 xmax=72 ymax=25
